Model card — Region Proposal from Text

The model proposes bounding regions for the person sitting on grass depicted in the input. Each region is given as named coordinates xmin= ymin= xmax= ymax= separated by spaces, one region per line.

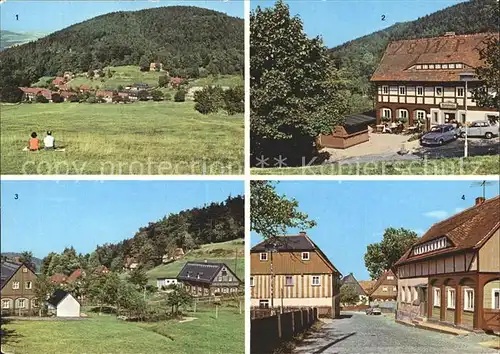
xmin=28 ymin=132 xmax=40 ymax=151
xmin=43 ymin=130 xmax=56 ymax=150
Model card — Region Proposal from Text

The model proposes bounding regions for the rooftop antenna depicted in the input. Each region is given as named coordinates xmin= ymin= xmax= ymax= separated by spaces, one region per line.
xmin=470 ymin=180 xmax=496 ymax=199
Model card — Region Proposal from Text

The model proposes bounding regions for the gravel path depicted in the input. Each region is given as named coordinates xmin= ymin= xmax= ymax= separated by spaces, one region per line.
xmin=293 ymin=312 xmax=498 ymax=354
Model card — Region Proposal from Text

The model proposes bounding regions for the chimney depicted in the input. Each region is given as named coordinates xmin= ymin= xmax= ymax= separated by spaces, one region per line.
xmin=475 ymin=197 xmax=485 ymax=206
xmin=299 ymin=231 xmax=306 ymax=235
xmin=444 ymin=31 xmax=456 ymax=37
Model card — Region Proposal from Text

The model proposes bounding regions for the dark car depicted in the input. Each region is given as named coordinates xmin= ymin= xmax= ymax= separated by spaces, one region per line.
xmin=365 ymin=306 xmax=381 ymax=315
xmin=420 ymin=124 xmax=458 ymax=146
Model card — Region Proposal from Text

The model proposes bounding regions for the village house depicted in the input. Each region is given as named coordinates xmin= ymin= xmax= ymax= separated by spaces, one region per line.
xmin=150 ymin=62 xmax=163 ymax=71
xmin=52 ymin=77 xmax=66 ymax=87
xmin=359 ymin=280 xmax=376 ymax=295
xmin=162 ymin=248 xmax=185 ymax=263
xmin=19 ymin=87 xmax=55 ymax=102
xmin=96 ymin=90 xmax=116 ymax=103
xmin=47 ymin=289 xmax=81 ymax=317
xmin=63 ymin=71 xmax=73 ymax=80
xmin=318 ymin=112 xmax=376 ymax=149
xmin=341 ymin=273 xmax=369 ymax=306
xmin=177 ymin=261 xmax=241 ymax=297
xmin=79 ymin=85 xmax=91 ymax=93
xmin=394 ymin=195 xmax=500 ymax=333
xmin=1 ymin=260 xmax=38 ymax=316
xmin=368 ymin=269 xmax=398 ymax=303
xmin=371 ymin=32 xmax=499 ymax=129
xmin=50 ymin=273 xmax=68 ymax=285
xmin=170 ymin=77 xmax=184 ymax=88
xmin=250 ymin=232 xmax=342 ymax=318
xmin=156 ymin=277 xmax=178 ymax=289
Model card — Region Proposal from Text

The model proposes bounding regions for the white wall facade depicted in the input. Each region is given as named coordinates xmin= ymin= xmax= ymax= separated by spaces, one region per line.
xmin=251 ymin=297 xmax=333 ymax=308
xmin=56 ymin=294 xmax=81 ymax=317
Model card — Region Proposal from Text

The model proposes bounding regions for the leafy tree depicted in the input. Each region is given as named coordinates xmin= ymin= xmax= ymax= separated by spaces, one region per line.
xmin=364 ymin=227 xmax=419 ymax=280
xmin=87 ymin=69 xmax=94 ymax=78
xmin=107 ymin=69 xmax=113 ymax=78
xmin=472 ymin=36 xmax=500 ymax=110
xmin=35 ymin=94 xmax=49 ymax=103
xmin=137 ymin=90 xmax=149 ymax=101
xmin=250 ymin=181 xmax=316 ymax=242
xmin=224 ymin=86 xmax=244 ymax=115
xmin=250 ymin=1 xmax=349 ymax=165
xmin=194 ymin=86 xmax=224 ymax=114
xmin=33 ymin=274 xmax=54 ymax=316
xmin=87 ymin=272 xmax=121 ymax=314
xmin=117 ymin=85 xmax=124 ymax=91
xmin=139 ymin=55 xmax=152 ymax=72
xmin=128 ymin=267 xmax=148 ymax=289
xmin=174 ymin=89 xmax=186 ymax=102
xmin=166 ymin=285 xmax=193 ymax=315
xmin=87 ymin=251 xmax=101 ymax=271
xmin=151 ymin=90 xmax=164 ymax=101
xmin=19 ymin=251 xmax=34 ymax=268
xmin=158 ymin=75 xmax=170 ymax=88
xmin=340 ymin=284 xmax=359 ymax=306
xmin=0 ymin=86 xmax=23 ymax=103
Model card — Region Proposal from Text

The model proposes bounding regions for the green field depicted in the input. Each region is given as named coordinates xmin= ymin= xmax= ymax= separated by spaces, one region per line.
xmin=1 ymin=303 xmax=244 ymax=354
xmin=0 ymin=102 xmax=243 ymax=175
xmin=146 ymin=239 xmax=244 ymax=285
xmin=251 ymin=155 xmax=500 ymax=175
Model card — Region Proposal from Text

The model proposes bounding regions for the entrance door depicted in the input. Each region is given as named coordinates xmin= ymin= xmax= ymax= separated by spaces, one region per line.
xmin=444 ymin=112 xmax=456 ymax=124
xmin=420 ymin=287 xmax=428 ymax=317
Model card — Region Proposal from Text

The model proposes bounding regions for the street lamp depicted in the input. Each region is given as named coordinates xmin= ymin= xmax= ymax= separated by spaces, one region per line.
xmin=459 ymin=72 xmax=477 ymax=158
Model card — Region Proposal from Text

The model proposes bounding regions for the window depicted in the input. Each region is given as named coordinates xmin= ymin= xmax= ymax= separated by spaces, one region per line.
xmin=382 ymin=85 xmax=388 ymax=94
xmin=222 ymin=287 xmax=228 ymax=293
xmin=387 ymin=276 xmax=394 ymax=280
xmin=457 ymin=87 xmax=464 ymax=97
xmin=448 ymin=63 xmax=455 ymax=69
xmin=434 ymin=288 xmax=441 ymax=306
xmin=382 ymin=108 xmax=392 ymax=119
xmin=259 ymin=300 xmax=269 ymax=309
xmin=429 ymin=64 xmax=435 ymax=69
xmin=456 ymin=63 xmax=463 ymax=69
xmin=415 ymin=110 xmax=426 ymax=121
xmin=250 ymin=277 xmax=254 ymax=287
xmin=22 ymin=267 xmax=28 ymax=273
xmin=398 ymin=109 xmax=408 ymax=119
xmin=393 ymin=286 xmax=397 ymax=292
xmin=2 ymin=300 xmax=10 ymax=309
xmin=399 ymin=86 xmax=406 ymax=95
xmin=12 ymin=282 xmax=19 ymax=290
xmin=221 ymin=270 xmax=227 ymax=277
xmin=260 ymin=253 xmax=268 ymax=261
xmin=311 ymin=276 xmax=320 ymax=286
xmin=406 ymin=287 xmax=412 ymax=303
xmin=416 ymin=65 xmax=422 ymax=69
xmin=417 ymin=86 xmax=423 ymax=96
xmin=16 ymin=299 xmax=26 ymax=308
xmin=285 ymin=276 xmax=294 ymax=286
xmin=423 ymin=64 xmax=429 ymax=69
xmin=435 ymin=87 xmax=443 ymax=96
xmin=464 ymin=288 xmax=474 ymax=311
xmin=301 ymin=252 xmax=310 ymax=260
xmin=25 ymin=281 xmax=32 ymax=289
xmin=492 ymin=289 xmax=500 ymax=310
xmin=435 ymin=64 xmax=441 ymax=69
xmin=433 ymin=112 xmax=439 ymax=124
xmin=442 ymin=64 xmax=448 ymax=69
xmin=447 ymin=288 xmax=456 ymax=309
xmin=382 ymin=287 xmax=388 ymax=292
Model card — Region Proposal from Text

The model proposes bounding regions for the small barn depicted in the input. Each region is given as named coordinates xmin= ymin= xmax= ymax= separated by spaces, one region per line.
xmin=47 ymin=289 xmax=81 ymax=317
xmin=156 ymin=277 xmax=178 ymax=289
xmin=318 ymin=112 xmax=377 ymax=149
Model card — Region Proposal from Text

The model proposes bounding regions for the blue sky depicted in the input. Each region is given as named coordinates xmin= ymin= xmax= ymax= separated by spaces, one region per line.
xmin=0 ymin=1 xmax=244 ymax=33
xmin=251 ymin=0 xmax=466 ymax=47
xmin=251 ymin=180 xmax=499 ymax=280
xmin=1 ymin=180 xmax=244 ymax=259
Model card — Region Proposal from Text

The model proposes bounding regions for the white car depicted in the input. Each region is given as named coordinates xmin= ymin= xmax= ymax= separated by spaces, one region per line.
xmin=459 ymin=121 xmax=499 ymax=139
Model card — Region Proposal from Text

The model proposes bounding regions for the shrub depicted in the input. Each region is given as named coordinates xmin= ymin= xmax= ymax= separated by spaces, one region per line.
xmin=69 ymin=95 xmax=80 ymax=103
xmin=224 ymin=86 xmax=244 ymax=115
xmin=35 ymin=94 xmax=49 ymax=103
xmin=151 ymin=90 xmax=164 ymax=101
xmin=0 ymin=86 xmax=23 ymax=103
xmin=163 ymin=92 xmax=172 ymax=101
xmin=194 ymin=85 xmax=224 ymax=114
xmin=174 ymin=89 xmax=186 ymax=102
xmin=51 ymin=93 xmax=64 ymax=103
xmin=137 ymin=90 xmax=149 ymax=101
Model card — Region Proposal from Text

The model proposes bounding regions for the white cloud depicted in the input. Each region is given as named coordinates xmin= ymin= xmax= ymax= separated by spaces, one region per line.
xmin=423 ymin=210 xmax=449 ymax=219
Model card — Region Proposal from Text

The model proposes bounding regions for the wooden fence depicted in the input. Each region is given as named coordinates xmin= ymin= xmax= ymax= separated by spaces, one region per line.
xmin=251 ymin=307 xmax=318 ymax=354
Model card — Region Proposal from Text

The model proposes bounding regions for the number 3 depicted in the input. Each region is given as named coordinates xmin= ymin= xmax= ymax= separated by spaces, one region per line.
xmin=14 ymin=194 xmax=18 ymax=200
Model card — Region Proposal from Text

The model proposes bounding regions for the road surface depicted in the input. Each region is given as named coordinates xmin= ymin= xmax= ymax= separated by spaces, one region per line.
xmin=293 ymin=312 xmax=498 ymax=354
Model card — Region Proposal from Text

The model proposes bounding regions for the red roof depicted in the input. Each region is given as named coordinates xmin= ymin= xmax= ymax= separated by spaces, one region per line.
xmin=50 ymin=273 xmax=68 ymax=284
xmin=368 ymin=270 xmax=397 ymax=296
xmin=395 ymin=196 xmax=500 ymax=266
xmin=68 ymin=269 xmax=83 ymax=282
xmin=60 ymin=91 xmax=76 ymax=98
xmin=170 ymin=77 xmax=184 ymax=85
xmin=52 ymin=77 xmax=66 ymax=85
xmin=371 ymin=32 xmax=498 ymax=82
xmin=96 ymin=90 xmax=115 ymax=97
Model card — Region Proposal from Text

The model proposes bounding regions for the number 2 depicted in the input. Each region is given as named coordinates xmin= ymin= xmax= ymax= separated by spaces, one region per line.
xmin=381 ymin=15 xmax=386 ymax=21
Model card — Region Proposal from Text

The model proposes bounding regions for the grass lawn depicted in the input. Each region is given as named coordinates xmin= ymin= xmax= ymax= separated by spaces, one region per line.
xmin=0 ymin=102 xmax=243 ymax=175
xmin=146 ymin=239 xmax=245 ymax=285
xmin=1 ymin=304 xmax=243 ymax=354
xmin=251 ymin=155 xmax=500 ymax=175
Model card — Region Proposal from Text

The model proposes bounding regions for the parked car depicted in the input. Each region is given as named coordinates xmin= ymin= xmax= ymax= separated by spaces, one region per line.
xmin=365 ymin=306 xmax=381 ymax=315
xmin=420 ymin=124 xmax=458 ymax=146
xmin=459 ymin=120 xmax=499 ymax=139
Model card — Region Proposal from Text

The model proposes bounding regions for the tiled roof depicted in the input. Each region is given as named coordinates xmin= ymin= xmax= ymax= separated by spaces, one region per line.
xmin=68 ymin=269 xmax=83 ymax=282
xmin=1 ymin=260 xmax=21 ymax=289
xmin=358 ymin=280 xmax=376 ymax=293
xmin=50 ymin=273 xmax=68 ymax=284
xmin=177 ymin=262 xmax=240 ymax=284
xmin=341 ymin=273 xmax=367 ymax=296
xmin=371 ymin=32 xmax=498 ymax=82
xmin=395 ymin=196 xmax=500 ymax=265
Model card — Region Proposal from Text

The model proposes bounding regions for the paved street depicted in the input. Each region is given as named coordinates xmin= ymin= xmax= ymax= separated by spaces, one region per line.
xmin=293 ymin=312 xmax=499 ymax=354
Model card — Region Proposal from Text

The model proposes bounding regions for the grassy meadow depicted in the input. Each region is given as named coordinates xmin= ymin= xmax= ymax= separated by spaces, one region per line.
xmin=146 ymin=239 xmax=244 ymax=285
xmin=1 ymin=302 xmax=244 ymax=354
xmin=0 ymin=102 xmax=243 ymax=175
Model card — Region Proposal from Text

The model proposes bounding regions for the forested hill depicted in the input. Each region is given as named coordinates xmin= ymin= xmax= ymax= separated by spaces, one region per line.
xmin=329 ymin=0 xmax=499 ymax=97
xmin=0 ymin=6 xmax=243 ymax=87
xmin=87 ymin=195 xmax=245 ymax=272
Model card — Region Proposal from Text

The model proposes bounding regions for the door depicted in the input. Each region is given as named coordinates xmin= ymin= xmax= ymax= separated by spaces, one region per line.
xmin=420 ymin=287 xmax=428 ymax=317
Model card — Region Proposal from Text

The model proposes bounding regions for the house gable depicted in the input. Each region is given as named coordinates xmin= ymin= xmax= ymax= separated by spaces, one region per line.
xmin=212 ymin=265 xmax=240 ymax=285
xmin=1 ymin=261 xmax=37 ymax=296
xmin=478 ymin=227 xmax=500 ymax=272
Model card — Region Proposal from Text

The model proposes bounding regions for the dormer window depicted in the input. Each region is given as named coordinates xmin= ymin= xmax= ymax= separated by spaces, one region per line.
xmin=301 ymin=252 xmax=310 ymax=261
xmin=412 ymin=237 xmax=449 ymax=256
xmin=260 ymin=253 xmax=268 ymax=261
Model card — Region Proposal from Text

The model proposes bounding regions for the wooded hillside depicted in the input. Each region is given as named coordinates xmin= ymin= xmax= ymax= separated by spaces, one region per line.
xmin=0 ymin=6 xmax=243 ymax=88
